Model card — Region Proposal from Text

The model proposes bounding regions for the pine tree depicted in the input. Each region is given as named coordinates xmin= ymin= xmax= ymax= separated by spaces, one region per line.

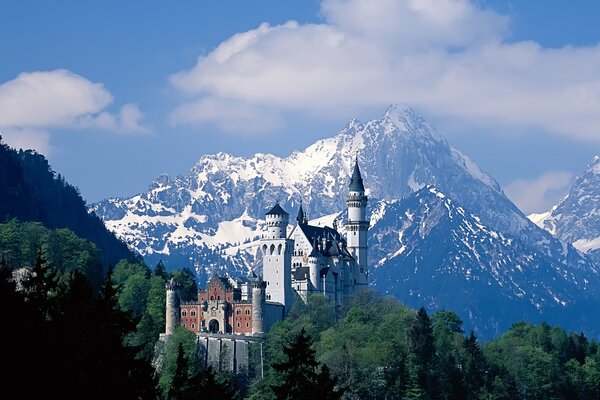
xmin=405 ymin=307 xmax=436 ymax=398
xmin=270 ymin=327 xmax=343 ymax=400
xmin=168 ymin=343 xmax=193 ymax=400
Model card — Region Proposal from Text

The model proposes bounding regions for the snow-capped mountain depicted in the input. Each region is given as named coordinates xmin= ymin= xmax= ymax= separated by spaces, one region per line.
xmin=530 ymin=156 xmax=600 ymax=263
xmin=92 ymin=104 xmax=600 ymax=337
xmin=370 ymin=187 xmax=598 ymax=338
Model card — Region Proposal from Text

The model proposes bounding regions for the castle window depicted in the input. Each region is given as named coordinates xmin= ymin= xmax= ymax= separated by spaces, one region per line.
xmin=246 ymin=322 xmax=249 ymax=328
xmin=245 ymin=309 xmax=251 ymax=315
xmin=191 ymin=310 xmax=196 ymax=317
xmin=236 ymin=309 xmax=241 ymax=315
xmin=192 ymin=323 xmax=195 ymax=329
xmin=182 ymin=310 xmax=187 ymax=317
xmin=237 ymin=322 xmax=240 ymax=328
xmin=210 ymin=296 xmax=214 ymax=300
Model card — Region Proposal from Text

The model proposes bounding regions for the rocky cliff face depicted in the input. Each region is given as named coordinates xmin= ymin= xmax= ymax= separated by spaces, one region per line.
xmin=530 ymin=156 xmax=600 ymax=264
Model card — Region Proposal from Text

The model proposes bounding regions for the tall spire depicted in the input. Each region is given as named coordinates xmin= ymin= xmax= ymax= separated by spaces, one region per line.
xmin=296 ymin=200 xmax=307 ymax=224
xmin=349 ymin=154 xmax=365 ymax=192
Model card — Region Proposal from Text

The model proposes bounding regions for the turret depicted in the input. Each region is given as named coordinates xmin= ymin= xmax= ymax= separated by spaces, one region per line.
xmin=308 ymin=242 xmax=319 ymax=290
xmin=296 ymin=201 xmax=308 ymax=225
xmin=265 ymin=203 xmax=289 ymax=239
xmin=165 ymin=278 xmax=180 ymax=335
xmin=346 ymin=156 xmax=369 ymax=287
xmin=251 ymin=276 xmax=266 ymax=335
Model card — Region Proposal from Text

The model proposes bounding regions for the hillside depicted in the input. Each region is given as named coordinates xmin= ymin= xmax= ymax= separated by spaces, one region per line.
xmin=0 ymin=137 xmax=134 ymax=268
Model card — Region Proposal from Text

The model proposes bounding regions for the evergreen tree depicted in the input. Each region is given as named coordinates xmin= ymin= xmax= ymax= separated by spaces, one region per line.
xmin=154 ymin=259 xmax=169 ymax=279
xmin=462 ymin=331 xmax=489 ymax=399
xmin=168 ymin=343 xmax=194 ymax=400
xmin=270 ymin=327 xmax=343 ymax=400
xmin=406 ymin=307 xmax=436 ymax=398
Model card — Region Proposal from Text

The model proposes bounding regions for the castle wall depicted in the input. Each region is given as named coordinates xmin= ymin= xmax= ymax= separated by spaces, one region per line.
xmin=264 ymin=302 xmax=285 ymax=332
xmin=196 ymin=332 xmax=263 ymax=375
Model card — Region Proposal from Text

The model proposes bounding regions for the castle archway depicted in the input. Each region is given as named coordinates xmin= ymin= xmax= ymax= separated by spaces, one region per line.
xmin=208 ymin=319 xmax=219 ymax=333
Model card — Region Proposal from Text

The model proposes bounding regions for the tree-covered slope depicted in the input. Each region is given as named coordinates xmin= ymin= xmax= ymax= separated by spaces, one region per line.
xmin=0 ymin=137 xmax=134 ymax=268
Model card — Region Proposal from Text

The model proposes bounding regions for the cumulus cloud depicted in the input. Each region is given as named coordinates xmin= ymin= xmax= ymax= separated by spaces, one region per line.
xmin=0 ymin=69 xmax=148 ymax=153
xmin=170 ymin=97 xmax=283 ymax=135
xmin=504 ymin=171 xmax=574 ymax=214
xmin=0 ymin=128 xmax=52 ymax=156
xmin=169 ymin=0 xmax=600 ymax=140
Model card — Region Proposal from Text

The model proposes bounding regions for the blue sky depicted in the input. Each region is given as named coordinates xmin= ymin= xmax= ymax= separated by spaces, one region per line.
xmin=1 ymin=0 xmax=600 ymax=214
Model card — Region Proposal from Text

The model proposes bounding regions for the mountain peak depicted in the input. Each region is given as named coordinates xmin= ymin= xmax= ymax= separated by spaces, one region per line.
xmin=588 ymin=155 xmax=600 ymax=173
xmin=383 ymin=103 xmax=415 ymax=126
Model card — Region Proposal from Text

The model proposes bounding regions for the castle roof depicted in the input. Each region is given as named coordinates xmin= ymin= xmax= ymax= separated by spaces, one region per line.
xmin=297 ymin=223 xmax=353 ymax=259
xmin=293 ymin=266 xmax=310 ymax=280
xmin=266 ymin=203 xmax=288 ymax=216
xmin=349 ymin=158 xmax=365 ymax=192
xmin=296 ymin=202 xmax=307 ymax=224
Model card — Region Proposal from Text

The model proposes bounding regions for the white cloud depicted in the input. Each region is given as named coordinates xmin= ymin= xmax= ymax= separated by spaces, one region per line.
xmin=0 ymin=128 xmax=52 ymax=156
xmin=504 ymin=171 xmax=574 ymax=214
xmin=169 ymin=0 xmax=600 ymax=140
xmin=170 ymin=97 xmax=283 ymax=135
xmin=79 ymin=103 xmax=149 ymax=133
xmin=0 ymin=69 xmax=148 ymax=153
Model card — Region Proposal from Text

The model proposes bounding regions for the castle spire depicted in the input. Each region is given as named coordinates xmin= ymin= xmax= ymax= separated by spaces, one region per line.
xmin=296 ymin=200 xmax=307 ymax=224
xmin=349 ymin=154 xmax=365 ymax=192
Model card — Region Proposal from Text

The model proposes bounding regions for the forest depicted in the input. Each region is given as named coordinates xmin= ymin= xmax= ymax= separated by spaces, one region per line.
xmin=2 ymin=219 xmax=600 ymax=399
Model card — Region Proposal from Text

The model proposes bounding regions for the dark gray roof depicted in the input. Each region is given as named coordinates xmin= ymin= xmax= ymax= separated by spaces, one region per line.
xmin=294 ymin=266 xmax=310 ymax=280
xmin=297 ymin=223 xmax=353 ymax=259
xmin=349 ymin=159 xmax=365 ymax=192
xmin=296 ymin=203 xmax=307 ymax=224
xmin=266 ymin=203 xmax=288 ymax=216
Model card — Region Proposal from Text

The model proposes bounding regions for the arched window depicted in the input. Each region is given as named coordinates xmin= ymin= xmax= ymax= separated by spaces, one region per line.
xmin=262 ymin=244 xmax=267 ymax=254
xmin=182 ymin=310 xmax=187 ymax=317
xmin=270 ymin=244 xmax=275 ymax=255
xmin=277 ymin=243 xmax=282 ymax=255
xmin=237 ymin=322 xmax=240 ymax=328
xmin=246 ymin=322 xmax=249 ymax=328
xmin=245 ymin=309 xmax=251 ymax=315
xmin=210 ymin=296 xmax=214 ymax=300
xmin=236 ymin=309 xmax=241 ymax=315
xmin=191 ymin=323 xmax=195 ymax=329
xmin=191 ymin=310 xmax=196 ymax=317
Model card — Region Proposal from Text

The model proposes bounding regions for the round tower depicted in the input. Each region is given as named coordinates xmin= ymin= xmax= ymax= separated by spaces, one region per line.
xmin=251 ymin=278 xmax=266 ymax=336
xmin=308 ymin=243 xmax=319 ymax=290
xmin=165 ymin=278 xmax=180 ymax=335
xmin=265 ymin=203 xmax=289 ymax=239
xmin=346 ymin=156 xmax=369 ymax=287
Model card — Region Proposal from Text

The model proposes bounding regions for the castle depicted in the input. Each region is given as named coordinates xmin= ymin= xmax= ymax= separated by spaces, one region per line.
xmin=163 ymin=157 xmax=369 ymax=342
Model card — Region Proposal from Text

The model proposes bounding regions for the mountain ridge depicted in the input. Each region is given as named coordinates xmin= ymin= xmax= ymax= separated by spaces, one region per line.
xmin=92 ymin=105 xmax=600 ymax=338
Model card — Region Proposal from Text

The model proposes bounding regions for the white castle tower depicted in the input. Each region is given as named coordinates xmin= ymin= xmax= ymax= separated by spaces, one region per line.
xmin=165 ymin=278 xmax=180 ymax=336
xmin=261 ymin=203 xmax=293 ymax=311
xmin=346 ymin=157 xmax=369 ymax=287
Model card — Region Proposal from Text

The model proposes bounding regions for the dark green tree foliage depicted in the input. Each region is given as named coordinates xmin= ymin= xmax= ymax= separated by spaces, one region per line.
xmin=168 ymin=343 xmax=194 ymax=400
xmin=0 ymin=256 xmax=157 ymax=399
xmin=0 ymin=220 xmax=104 ymax=289
xmin=111 ymin=259 xmax=167 ymax=361
xmin=270 ymin=327 xmax=342 ymax=400
xmin=154 ymin=260 xmax=169 ymax=280
xmin=0 ymin=138 xmax=133 ymax=268
xmin=462 ymin=331 xmax=489 ymax=399
xmin=405 ymin=307 xmax=437 ymax=398
xmin=160 ymin=327 xmax=241 ymax=400
xmin=171 ymin=267 xmax=198 ymax=302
